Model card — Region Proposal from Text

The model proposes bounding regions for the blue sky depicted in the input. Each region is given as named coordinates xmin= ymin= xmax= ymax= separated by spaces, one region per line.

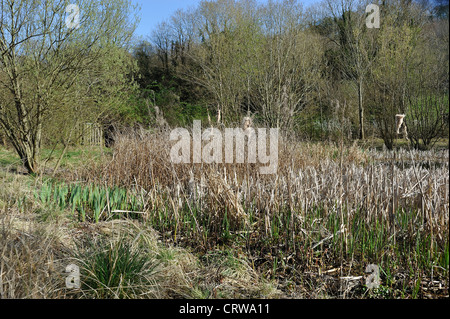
xmin=131 ymin=0 xmax=200 ymax=39
xmin=131 ymin=0 xmax=320 ymax=39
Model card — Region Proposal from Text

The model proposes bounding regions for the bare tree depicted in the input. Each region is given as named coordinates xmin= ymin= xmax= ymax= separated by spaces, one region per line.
xmin=0 ymin=0 xmax=138 ymax=173
xmin=367 ymin=0 xmax=433 ymax=149
xmin=151 ymin=21 xmax=172 ymax=74
xmin=322 ymin=0 xmax=379 ymax=140
xmin=250 ymin=0 xmax=324 ymax=131
xmin=406 ymin=91 xmax=448 ymax=150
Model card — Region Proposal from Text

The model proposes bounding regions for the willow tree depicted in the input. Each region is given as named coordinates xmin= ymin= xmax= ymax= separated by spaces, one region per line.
xmin=252 ymin=0 xmax=324 ymax=131
xmin=321 ymin=0 xmax=381 ymax=140
xmin=185 ymin=0 xmax=261 ymax=124
xmin=366 ymin=0 xmax=431 ymax=149
xmin=174 ymin=0 xmax=323 ymax=128
xmin=0 ymin=0 xmax=139 ymax=174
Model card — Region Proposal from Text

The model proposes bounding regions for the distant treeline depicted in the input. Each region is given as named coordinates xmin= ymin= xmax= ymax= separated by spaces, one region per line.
xmin=0 ymin=0 xmax=448 ymax=174
xmin=128 ymin=0 xmax=449 ymax=149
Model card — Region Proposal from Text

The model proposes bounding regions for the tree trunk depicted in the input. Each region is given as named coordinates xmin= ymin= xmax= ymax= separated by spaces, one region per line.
xmin=8 ymin=138 xmax=39 ymax=174
xmin=358 ymin=80 xmax=365 ymax=140
xmin=19 ymin=139 xmax=40 ymax=174
xmin=23 ymin=154 xmax=39 ymax=174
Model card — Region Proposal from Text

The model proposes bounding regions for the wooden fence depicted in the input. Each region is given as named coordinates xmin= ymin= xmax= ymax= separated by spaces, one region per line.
xmin=75 ymin=122 xmax=104 ymax=147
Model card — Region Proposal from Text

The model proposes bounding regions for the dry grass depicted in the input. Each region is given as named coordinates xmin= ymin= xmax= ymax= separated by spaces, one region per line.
xmin=1 ymin=128 xmax=448 ymax=299
xmin=0 ymin=209 xmax=70 ymax=298
xmin=0 ymin=178 xmax=281 ymax=299
xmin=65 ymin=128 xmax=449 ymax=298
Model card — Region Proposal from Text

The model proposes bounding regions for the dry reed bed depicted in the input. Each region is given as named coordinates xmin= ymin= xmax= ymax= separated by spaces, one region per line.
xmin=76 ymin=130 xmax=449 ymax=235
xmin=63 ymin=130 xmax=450 ymax=297
xmin=3 ymin=130 xmax=448 ymax=298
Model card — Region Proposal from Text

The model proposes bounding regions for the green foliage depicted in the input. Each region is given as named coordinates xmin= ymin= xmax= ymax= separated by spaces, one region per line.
xmin=139 ymin=81 xmax=210 ymax=127
xmin=0 ymin=0 xmax=140 ymax=174
xmin=35 ymin=181 xmax=144 ymax=223
xmin=130 ymin=0 xmax=448 ymax=144
xmin=73 ymin=237 xmax=160 ymax=299
xmin=406 ymin=93 xmax=449 ymax=150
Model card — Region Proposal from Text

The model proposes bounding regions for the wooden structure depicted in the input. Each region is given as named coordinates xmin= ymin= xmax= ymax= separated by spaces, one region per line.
xmin=75 ymin=122 xmax=104 ymax=147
